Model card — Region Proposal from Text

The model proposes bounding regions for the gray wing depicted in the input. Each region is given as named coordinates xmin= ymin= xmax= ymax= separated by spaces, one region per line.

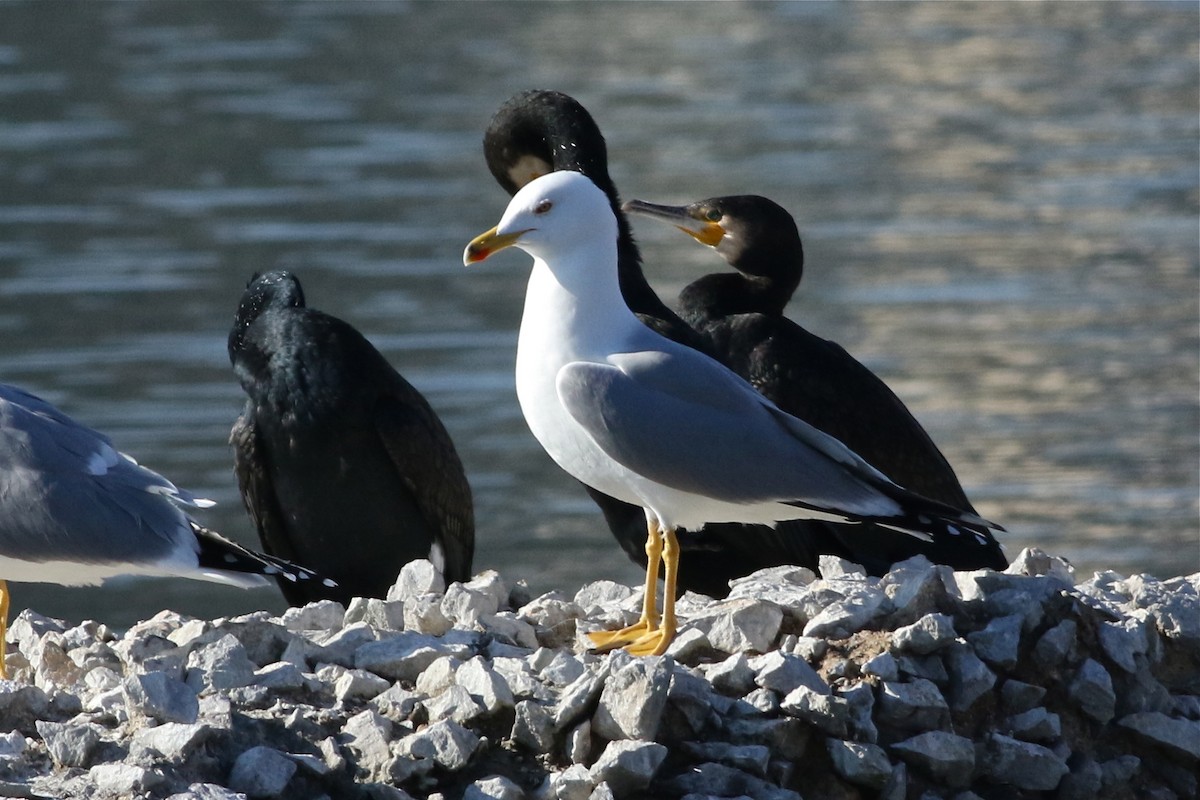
xmin=554 ymin=350 xmax=901 ymax=518
xmin=0 ymin=384 xmax=211 ymax=507
xmin=0 ymin=387 xmax=199 ymax=565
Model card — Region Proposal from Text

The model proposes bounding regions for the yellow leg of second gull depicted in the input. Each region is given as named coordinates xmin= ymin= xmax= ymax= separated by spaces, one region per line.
xmin=626 ymin=527 xmax=679 ymax=657
xmin=588 ymin=519 xmax=663 ymax=650
xmin=0 ymin=579 xmax=9 ymax=679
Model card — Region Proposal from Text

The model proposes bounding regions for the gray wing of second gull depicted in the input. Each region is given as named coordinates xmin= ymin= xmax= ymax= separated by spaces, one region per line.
xmin=555 ymin=349 xmax=905 ymax=519
xmin=0 ymin=385 xmax=199 ymax=566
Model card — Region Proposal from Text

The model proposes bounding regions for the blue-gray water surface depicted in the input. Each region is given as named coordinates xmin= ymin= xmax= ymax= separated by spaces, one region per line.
xmin=0 ymin=2 xmax=1196 ymax=627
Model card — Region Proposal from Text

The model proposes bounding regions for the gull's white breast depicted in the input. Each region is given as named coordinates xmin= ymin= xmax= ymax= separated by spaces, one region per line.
xmin=514 ymin=257 xmax=649 ymax=509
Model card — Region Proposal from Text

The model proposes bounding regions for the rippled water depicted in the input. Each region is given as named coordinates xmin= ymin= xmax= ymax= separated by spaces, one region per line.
xmin=1 ymin=2 xmax=1196 ymax=627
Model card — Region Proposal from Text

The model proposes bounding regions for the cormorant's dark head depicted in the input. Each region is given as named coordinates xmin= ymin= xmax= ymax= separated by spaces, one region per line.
xmin=228 ymin=270 xmax=306 ymax=363
xmin=623 ymin=194 xmax=804 ymax=289
xmin=483 ymin=90 xmax=617 ymax=201
xmin=483 ymin=90 xmax=679 ymax=319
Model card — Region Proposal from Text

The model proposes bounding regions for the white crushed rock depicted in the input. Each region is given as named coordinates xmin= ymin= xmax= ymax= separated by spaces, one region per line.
xmin=0 ymin=549 xmax=1195 ymax=799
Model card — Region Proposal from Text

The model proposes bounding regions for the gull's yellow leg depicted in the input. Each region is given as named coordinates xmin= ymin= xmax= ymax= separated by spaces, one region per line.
xmin=588 ymin=519 xmax=662 ymax=650
xmin=627 ymin=527 xmax=679 ymax=657
xmin=0 ymin=579 xmax=9 ymax=679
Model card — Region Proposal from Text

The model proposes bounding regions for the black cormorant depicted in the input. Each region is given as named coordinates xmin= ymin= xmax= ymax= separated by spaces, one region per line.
xmin=623 ymin=194 xmax=1007 ymax=572
xmin=228 ymin=270 xmax=474 ymax=606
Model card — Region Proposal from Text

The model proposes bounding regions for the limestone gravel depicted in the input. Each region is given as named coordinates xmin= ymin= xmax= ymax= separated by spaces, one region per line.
xmin=228 ymin=745 xmax=298 ymax=797
xmin=0 ymin=551 xmax=1194 ymax=799
xmin=890 ymin=730 xmax=975 ymax=787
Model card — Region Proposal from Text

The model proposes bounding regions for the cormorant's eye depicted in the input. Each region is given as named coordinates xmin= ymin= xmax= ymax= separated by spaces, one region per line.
xmin=534 ymin=199 xmax=553 ymax=215
xmin=705 ymin=209 xmax=723 ymax=222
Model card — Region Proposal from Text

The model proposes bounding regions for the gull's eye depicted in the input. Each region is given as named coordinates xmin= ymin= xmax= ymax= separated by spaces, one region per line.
xmin=534 ymin=199 xmax=553 ymax=215
xmin=705 ymin=208 xmax=723 ymax=222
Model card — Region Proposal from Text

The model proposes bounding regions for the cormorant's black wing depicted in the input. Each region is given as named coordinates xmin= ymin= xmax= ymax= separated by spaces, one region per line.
xmin=373 ymin=386 xmax=475 ymax=586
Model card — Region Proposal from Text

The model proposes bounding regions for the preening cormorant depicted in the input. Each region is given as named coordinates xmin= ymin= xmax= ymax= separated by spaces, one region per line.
xmin=228 ymin=270 xmax=474 ymax=606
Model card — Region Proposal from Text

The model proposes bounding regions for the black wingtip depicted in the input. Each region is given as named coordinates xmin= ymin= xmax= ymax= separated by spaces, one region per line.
xmin=783 ymin=492 xmax=1003 ymax=551
xmin=192 ymin=522 xmax=337 ymax=588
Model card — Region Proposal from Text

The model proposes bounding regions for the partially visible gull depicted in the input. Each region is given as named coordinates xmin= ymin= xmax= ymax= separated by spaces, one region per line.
xmin=228 ymin=270 xmax=475 ymax=606
xmin=623 ymin=194 xmax=1007 ymax=572
xmin=0 ymin=382 xmax=330 ymax=677
xmin=464 ymin=170 xmax=1003 ymax=656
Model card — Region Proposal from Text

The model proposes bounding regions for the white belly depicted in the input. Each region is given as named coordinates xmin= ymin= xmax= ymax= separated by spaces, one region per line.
xmin=515 ymin=327 xmax=638 ymax=506
xmin=514 ymin=263 xmax=649 ymax=510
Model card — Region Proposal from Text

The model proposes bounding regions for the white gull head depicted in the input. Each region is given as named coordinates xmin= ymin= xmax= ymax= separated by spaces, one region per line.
xmin=463 ymin=170 xmax=618 ymax=278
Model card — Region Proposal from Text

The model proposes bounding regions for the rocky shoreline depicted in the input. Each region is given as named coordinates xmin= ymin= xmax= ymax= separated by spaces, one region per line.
xmin=0 ymin=548 xmax=1197 ymax=800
